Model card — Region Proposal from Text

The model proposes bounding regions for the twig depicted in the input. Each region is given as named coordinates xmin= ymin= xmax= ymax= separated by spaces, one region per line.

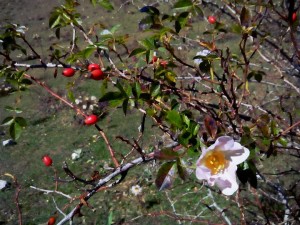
xmin=30 ymin=186 xmax=72 ymax=199
xmin=56 ymin=153 xmax=155 ymax=225
xmin=207 ymin=189 xmax=232 ymax=225
xmin=95 ymin=124 xmax=120 ymax=168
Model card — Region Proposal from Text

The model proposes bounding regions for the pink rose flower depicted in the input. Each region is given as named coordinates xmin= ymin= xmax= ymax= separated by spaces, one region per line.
xmin=196 ymin=136 xmax=250 ymax=195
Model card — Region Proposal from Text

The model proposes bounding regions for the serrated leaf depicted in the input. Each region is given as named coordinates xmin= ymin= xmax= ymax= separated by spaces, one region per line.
xmin=10 ymin=121 xmax=22 ymax=140
xmin=155 ymin=162 xmax=175 ymax=191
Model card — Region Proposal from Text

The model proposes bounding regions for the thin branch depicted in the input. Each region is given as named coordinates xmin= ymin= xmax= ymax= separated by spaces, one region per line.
xmin=57 ymin=153 xmax=155 ymax=225
xmin=30 ymin=186 xmax=72 ymax=199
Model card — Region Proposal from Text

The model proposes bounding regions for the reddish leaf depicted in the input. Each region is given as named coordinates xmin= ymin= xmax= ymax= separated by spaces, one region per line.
xmin=154 ymin=148 xmax=179 ymax=160
xmin=240 ymin=6 xmax=251 ymax=27
xmin=155 ymin=162 xmax=175 ymax=191
xmin=204 ymin=115 xmax=217 ymax=139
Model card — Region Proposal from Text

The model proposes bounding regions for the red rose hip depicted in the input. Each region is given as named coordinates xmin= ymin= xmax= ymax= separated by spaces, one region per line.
xmin=62 ymin=68 xmax=75 ymax=77
xmin=47 ymin=216 xmax=56 ymax=225
xmin=292 ymin=12 xmax=297 ymax=23
xmin=42 ymin=155 xmax=53 ymax=167
xmin=207 ymin=15 xmax=216 ymax=24
xmin=90 ymin=69 xmax=104 ymax=80
xmin=85 ymin=114 xmax=98 ymax=125
xmin=88 ymin=63 xmax=101 ymax=71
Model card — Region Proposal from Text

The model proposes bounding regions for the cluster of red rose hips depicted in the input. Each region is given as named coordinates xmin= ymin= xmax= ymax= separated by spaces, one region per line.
xmin=61 ymin=64 xmax=101 ymax=126
xmin=62 ymin=63 xmax=104 ymax=80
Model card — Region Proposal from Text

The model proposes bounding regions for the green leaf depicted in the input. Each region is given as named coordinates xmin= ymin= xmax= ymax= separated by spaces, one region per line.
xmin=150 ymin=83 xmax=161 ymax=97
xmin=99 ymin=91 xmax=124 ymax=102
xmin=178 ymin=131 xmax=191 ymax=146
xmin=166 ymin=110 xmax=183 ymax=129
xmin=67 ymin=90 xmax=75 ymax=102
xmin=138 ymin=15 xmax=153 ymax=31
xmin=174 ymin=0 xmax=193 ymax=10
xmin=140 ymin=6 xmax=160 ymax=15
xmin=155 ymin=162 xmax=175 ymax=191
xmin=10 ymin=121 xmax=22 ymax=140
xmin=192 ymin=5 xmax=204 ymax=18
xmin=129 ymin=48 xmax=147 ymax=58
xmin=177 ymin=159 xmax=188 ymax=181
xmin=107 ymin=211 xmax=113 ymax=225
xmin=15 ymin=117 xmax=27 ymax=127
xmin=1 ymin=116 xmax=14 ymax=126
xmin=115 ymin=80 xmax=129 ymax=98
xmin=132 ymin=82 xmax=141 ymax=99
xmin=122 ymin=98 xmax=129 ymax=115
xmin=4 ymin=106 xmax=22 ymax=114
xmin=49 ymin=13 xmax=62 ymax=29
xmin=98 ymin=0 xmax=114 ymax=11
xmin=81 ymin=46 xmax=96 ymax=58
xmin=175 ymin=11 xmax=189 ymax=33
xmin=139 ymin=37 xmax=157 ymax=50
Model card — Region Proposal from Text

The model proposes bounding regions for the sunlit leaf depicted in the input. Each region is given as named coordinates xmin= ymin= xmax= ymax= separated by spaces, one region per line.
xmin=150 ymin=83 xmax=160 ymax=97
xmin=4 ymin=106 xmax=22 ymax=114
xmin=129 ymin=48 xmax=147 ymax=58
xmin=174 ymin=0 xmax=193 ymax=10
xmin=10 ymin=121 xmax=22 ymax=140
xmin=155 ymin=162 xmax=175 ymax=191
xmin=166 ymin=110 xmax=183 ymax=129
xmin=1 ymin=116 xmax=14 ymax=126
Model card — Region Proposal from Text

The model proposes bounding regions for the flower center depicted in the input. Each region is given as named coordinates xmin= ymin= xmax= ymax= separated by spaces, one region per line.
xmin=201 ymin=149 xmax=228 ymax=175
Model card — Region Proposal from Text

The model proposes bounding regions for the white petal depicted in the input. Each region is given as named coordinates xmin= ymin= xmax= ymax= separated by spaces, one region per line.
xmin=215 ymin=164 xmax=238 ymax=195
xmin=215 ymin=136 xmax=235 ymax=150
xmin=196 ymin=166 xmax=211 ymax=181
xmin=225 ymin=143 xmax=250 ymax=165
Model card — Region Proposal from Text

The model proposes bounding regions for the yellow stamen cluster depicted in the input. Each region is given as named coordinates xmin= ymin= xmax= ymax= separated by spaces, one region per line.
xmin=201 ymin=149 xmax=228 ymax=175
